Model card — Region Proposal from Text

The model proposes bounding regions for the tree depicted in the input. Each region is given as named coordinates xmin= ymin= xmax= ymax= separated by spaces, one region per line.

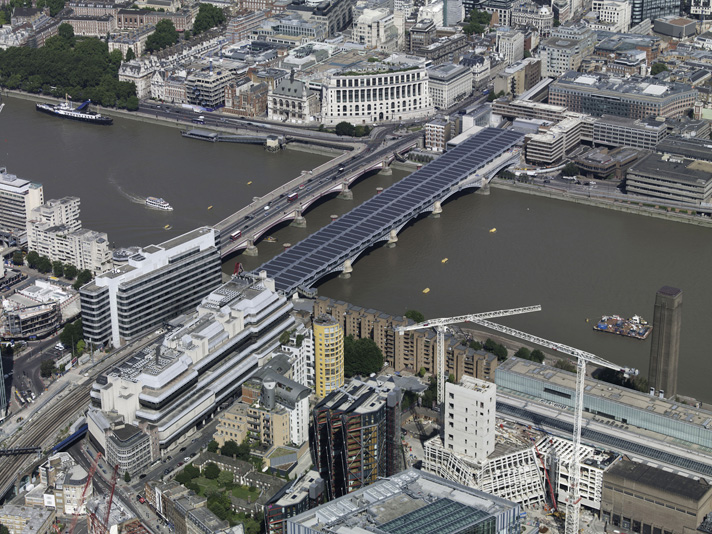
xmin=418 ymin=367 xmax=426 ymax=377
xmin=126 ymin=95 xmax=139 ymax=111
xmin=651 ymin=63 xmax=668 ymax=76
xmin=561 ymin=162 xmax=579 ymax=176
xmin=463 ymin=9 xmax=492 ymax=35
xmin=58 ymin=23 xmax=75 ymax=44
xmin=553 ymin=18 xmax=561 ymax=26
xmin=124 ymin=471 xmax=131 ymax=483
xmin=493 ymin=344 xmax=508 ymax=361
xmin=207 ymin=440 xmax=219 ymax=453
xmin=12 ymin=251 xmax=23 ymax=266
xmin=203 ymin=462 xmax=220 ymax=480
xmin=73 ymin=269 xmax=93 ymax=290
xmin=26 ymin=251 xmax=40 ymax=269
xmin=145 ymin=19 xmax=179 ymax=53
xmin=193 ymin=3 xmax=225 ymax=35
xmin=404 ymin=310 xmax=425 ymax=323
xmin=0 ymin=524 xmax=10 ymax=534
xmin=530 ymin=349 xmax=545 ymax=363
xmin=354 ymin=125 xmax=370 ymax=137
xmin=279 ymin=331 xmax=290 ymax=346
xmin=554 ymin=358 xmax=576 ymax=372
xmin=37 ymin=256 xmax=52 ymax=274
xmin=52 ymin=261 xmax=64 ymax=278
xmin=524 ymin=50 xmax=532 ymax=58
xmin=217 ymin=469 xmax=234 ymax=488
xmin=40 ymin=359 xmax=55 ymax=377
xmin=514 ymin=347 xmax=531 ymax=360
xmin=469 ymin=339 xmax=483 ymax=350
xmin=220 ymin=439 xmax=240 ymax=458
xmin=60 ymin=319 xmax=83 ymax=352
xmin=125 ymin=47 xmax=135 ymax=61
xmin=344 ymin=335 xmax=384 ymax=378
xmin=335 ymin=121 xmax=356 ymax=136
xmin=63 ymin=264 xmax=78 ymax=279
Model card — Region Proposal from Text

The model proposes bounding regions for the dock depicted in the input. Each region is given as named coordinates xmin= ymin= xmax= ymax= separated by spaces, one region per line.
xmin=593 ymin=315 xmax=652 ymax=340
xmin=180 ymin=129 xmax=284 ymax=148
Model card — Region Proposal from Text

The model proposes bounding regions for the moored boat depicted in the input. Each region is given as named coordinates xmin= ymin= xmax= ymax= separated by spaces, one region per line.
xmin=593 ymin=314 xmax=652 ymax=340
xmin=36 ymin=97 xmax=112 ymax=125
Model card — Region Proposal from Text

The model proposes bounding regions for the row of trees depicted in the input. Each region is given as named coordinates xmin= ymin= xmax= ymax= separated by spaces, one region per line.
xmin=207 ymin=439 xmax=252 ymax=461
xmin=334 ymin=122 xmax=371 ymax=137
xmin=24 ymin=251 xmax=93 ymax=289
xmin=193 ymin=3 xmax=226 ymax=35
xmin=513 ymin=347 xmax=546 ymax=363
xmin=145 ymin=19 xmax=179 ymax=54
xmin=463 ymin=9 xmax=492 ymax=35
xmin=0 ymin=25 xmax=139 ymax=110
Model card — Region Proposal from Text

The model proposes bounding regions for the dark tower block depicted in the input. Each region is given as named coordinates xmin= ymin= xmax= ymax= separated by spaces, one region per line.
xmin=648 ymin=286 xmax=683 ymax=399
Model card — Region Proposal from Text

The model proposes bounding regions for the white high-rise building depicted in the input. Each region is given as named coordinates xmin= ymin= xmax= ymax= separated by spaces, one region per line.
xmin=0 ymin=168 xmax=44 ymax=245
xmin=591 ymin=0 xmax=631 ymax=32
xmin=496 ymin=28 xmax=525 ymax=67
xmin=353 ymin=8 xmax=398 ymax=50
xmin=444 ymin=376 xmax=495 ymax=462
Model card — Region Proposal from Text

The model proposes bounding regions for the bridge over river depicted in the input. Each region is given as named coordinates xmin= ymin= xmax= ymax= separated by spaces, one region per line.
xmin=254 ymin=128 xmax=524 ymax=295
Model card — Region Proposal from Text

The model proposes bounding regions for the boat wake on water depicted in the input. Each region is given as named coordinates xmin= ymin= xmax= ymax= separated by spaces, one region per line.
xmin=108 ymin=174 xmax=146 ymax=205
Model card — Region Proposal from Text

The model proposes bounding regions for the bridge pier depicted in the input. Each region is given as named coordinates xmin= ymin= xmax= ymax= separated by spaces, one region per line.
xmin=243 ymin=239 xmax=259 ymax=257
xmin=386 ymin=229 xmax=398 ymax=248
xmin=476 ymin=183 xmax=491 ymax=195
xmin=431 ymin=201 xmax=443 ymax=218
xmin=337 ymin=183 xmax=353 ymax=200
xmin=291 ymin=209 xmax=307 ymax=228
xmin=379 ymin=162 xmax=393 ymax=176
xmin=339 ymin=259 xmax=353 ymax=279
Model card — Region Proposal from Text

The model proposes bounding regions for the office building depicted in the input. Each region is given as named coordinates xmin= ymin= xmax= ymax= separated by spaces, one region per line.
xmin=593 ymin=115 xmax=669 ymax=150
xmin=353 ymin=8 xmax=397 ymax=49
xmin=417 ymin=34 xmax=469 ymax=66
xmin=653 ymin=16 xmax=695 ymax=39
xmin=105 ymin=424 xmax=152 ymax=476
xmin=591 ymin=0 xmax=631 ymax=32
xmin=286 ymin=468 xmax=522 ymax=534
xmin=482 ymin=0 xmax=516 ymax=26
xmin=630 ymin=0 xmax=681 ymax=25
xmin=549 ymin=72 xmax=697 ymax=119
xmin=264 ymin=470 xmax=325 ymax=534
xmin=496 ymin=356 xmax=712 ymax=449
xmin=320 ymin=54 xmax=434 ymax=126
xmin=692 ymin=0 xmax=712 ymax=17
xmin=268 ymin=74 xmax=320 ymax=123
xmin=0 ymin=168 xmax=44 ymax=245
xmin=496 ymin=27 xmax=525 ymax=66
xmin=427 ymin=63 xmax=473 ymax=109
xmin=80 ymin=227 xmax=221 ymax=348
xmin=648 ymin=286 xmax=683 ymax=398
xmin=511 ymin=2 xmax=554 ymax=37
xmin=186 ymin=68 xmax=234 ymax=108
xmin=525 ymin=115 xmax=585 ymax=165
xmin=494 ymin=58 xmax=541 ymax=97
xmin=311 ymin=377 xmax=401 ymax=499
xmin=601 ymin=460 xmax=712 ymax=534
xmin=25 ymin=453 xmax=91 ymax=515
xmin=626 ymin=154 xmax=712 ymax=205
xmin=540 ymin=24 xmax=595 ymax=77
xmin=0 ymin=505 xmax=55 ymax=534
xmin=656 ymin=135 xmax=712 ymax=162
xmin=88 ymin=272 xmax=294 ymax=453
xmin=575 ymin=147 xmax=640 ymax=179
xmin=407 ymin=18 xmax=436 ymax=53
xmin=313 ymin=314 xmax=343 ymax=398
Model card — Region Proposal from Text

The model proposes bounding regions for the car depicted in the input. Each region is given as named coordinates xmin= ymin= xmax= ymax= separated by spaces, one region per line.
xmin=191 ymin=438 xmax=197 ymax=443
xmin=190 ymin=452 xmax=197 ymax=457
xmin=180 ymin=447 xmax=186 ymax=452
xmin=178 ymin=462 xmax=184 ymax=467
xmin=166 ymin=455 xmax=172 ymax=461
xmin=140 ymin=474 xmax=147 ymax=479
xmin=184 ymin=457 xmax=190 ymax=462
xmin=164 ymin=468 xmax=170 ymax=474
xmin=298 ymin=183 xmax=306 ymax=189
xmin=264 ymin=205 xmax=270 ymax=211
xmin=139 ymin=497 xmax=146 ymax=504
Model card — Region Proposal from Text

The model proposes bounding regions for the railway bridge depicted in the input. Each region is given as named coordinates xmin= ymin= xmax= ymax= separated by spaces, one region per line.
xmin=254 ymin=128 xmax=524 ymax=295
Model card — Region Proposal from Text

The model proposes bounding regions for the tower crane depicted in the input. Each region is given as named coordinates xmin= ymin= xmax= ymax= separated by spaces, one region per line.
xmin=467 ymin=317 xmax=638 ymax=534
xmin=395 ymin=305 xmax=541 ymax=410
xmin=69 ymin=452 xmax=101 ymax=534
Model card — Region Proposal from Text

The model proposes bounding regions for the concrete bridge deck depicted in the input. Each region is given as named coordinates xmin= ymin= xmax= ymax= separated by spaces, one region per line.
xmin=254 ymin=128 xmax=524 ymax=295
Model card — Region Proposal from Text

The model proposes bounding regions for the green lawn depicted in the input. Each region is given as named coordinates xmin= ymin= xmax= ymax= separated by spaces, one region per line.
xmin=195 ymin=476 xmax=221 ymax=495
xmin=232 ymin=485 xmax=260 ymax=501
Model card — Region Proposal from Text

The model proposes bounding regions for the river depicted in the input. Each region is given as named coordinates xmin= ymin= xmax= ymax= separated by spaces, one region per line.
xmin=3 ymin=95 xmax=711 ymax=403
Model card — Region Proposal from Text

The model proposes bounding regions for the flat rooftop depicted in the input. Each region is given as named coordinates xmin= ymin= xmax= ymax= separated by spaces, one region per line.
xmin=629 ymin=152 xmax=712 ymax=186
xmin=554 ymin=71 xmax=695 ymax=98
xmin=606 ymin=459 xmax=712 ymax=501
xmin=657 ymin=135 xmax=712 ymax=161
xmin=497 ymin=357 xmax=712 ymax=432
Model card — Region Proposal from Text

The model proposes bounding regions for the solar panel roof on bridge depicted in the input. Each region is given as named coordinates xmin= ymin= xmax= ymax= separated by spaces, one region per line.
xmin=257 ymin=128 xmax=524 ymax=294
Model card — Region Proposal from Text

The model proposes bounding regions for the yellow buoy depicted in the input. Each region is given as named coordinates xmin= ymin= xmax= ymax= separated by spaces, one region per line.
xmin=207 ymin=205 xmax=213 ymax=210
xmin=441 ymin=258 xmax=448 ymax=264
xmin=489 ymin=228 xmax=497 ymax=233
xmin=422 ymin=288 xmax=430 ymax=294
xmin=164 ymin=224 xmax=172 ymax=230
xmin=247 ymin=181 xmax=253 ymax=185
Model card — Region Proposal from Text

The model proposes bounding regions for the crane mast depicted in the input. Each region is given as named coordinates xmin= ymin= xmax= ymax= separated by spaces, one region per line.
xmin=396 ymin=305 xmax=541 ymax=422
xmin=468 ymin=317 xmax=637 ymax=534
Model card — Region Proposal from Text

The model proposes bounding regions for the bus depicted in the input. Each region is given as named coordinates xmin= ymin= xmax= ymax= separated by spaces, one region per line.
xmin=230 ymin=231 xmax=241 ymax=241
xmin=287 ymin=193 xmax=298 ymax=202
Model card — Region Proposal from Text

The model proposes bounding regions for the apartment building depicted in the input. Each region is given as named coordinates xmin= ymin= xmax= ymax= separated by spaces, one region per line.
xmin=0 ymin=168 xmax=44 ymax=245
xmin=313 ymin=314 xmax=343 ymax=398
xmin=494 ymin=58 xmax=541 ymax=97
xmin=540 ymin=23 xmax=595 ymax=77
xmin=186 ymin=69 xmax=234 ymax=108
xmin=425 ymin=117 xmax=451 ymax=152
xmin=80 ymin=227 xmax=221 ymax=348
xmin=311 ymin=377 xmax=401 ymax=499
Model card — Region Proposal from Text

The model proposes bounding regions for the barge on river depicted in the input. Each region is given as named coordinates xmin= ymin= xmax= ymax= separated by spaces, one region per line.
xmin=593 ymin=315 xmax=652 ymax=340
